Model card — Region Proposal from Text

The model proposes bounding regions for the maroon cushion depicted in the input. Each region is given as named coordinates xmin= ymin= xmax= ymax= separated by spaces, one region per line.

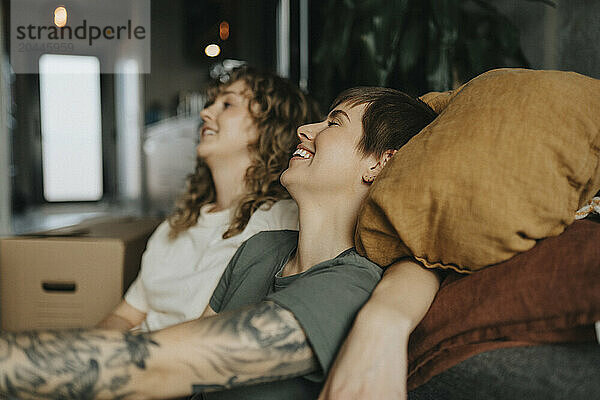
xmin=407 ymin=219 xmax=600 ymax=390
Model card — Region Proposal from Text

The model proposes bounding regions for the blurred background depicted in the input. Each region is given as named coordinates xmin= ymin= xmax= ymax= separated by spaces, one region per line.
xmin=0 ymin=0 xmax=598 ymax=235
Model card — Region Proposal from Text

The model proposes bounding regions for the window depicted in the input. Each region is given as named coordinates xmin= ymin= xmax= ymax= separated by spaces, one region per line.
xmin=39 ymin=54 xmax=103 ymax=201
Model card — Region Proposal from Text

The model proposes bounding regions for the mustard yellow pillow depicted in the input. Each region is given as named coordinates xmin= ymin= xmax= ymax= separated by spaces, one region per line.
xmin=356 ymin=68 xmax=600 ymax=272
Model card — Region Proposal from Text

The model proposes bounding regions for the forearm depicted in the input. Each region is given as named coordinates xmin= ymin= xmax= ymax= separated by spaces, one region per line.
xmin=96 ymin=314 xmax=137 ymax=331
xmin=151 ymin=301 xmax=318 ymax=394
xmin=0 ymin=329 xmax=160 ymax=400
xmin=0 ymin=301 xmax=318 ymax=399
xmin=356 ymin=259 xmax=440 ymax=335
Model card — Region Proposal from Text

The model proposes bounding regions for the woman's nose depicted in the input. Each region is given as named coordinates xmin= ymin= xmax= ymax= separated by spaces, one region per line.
xmin=200 ymin=104 xmax=214 ymax=122
xmin=296 ymin=122 xmax=321 ymax=142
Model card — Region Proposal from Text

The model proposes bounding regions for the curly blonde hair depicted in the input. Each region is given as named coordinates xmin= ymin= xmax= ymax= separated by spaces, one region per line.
xmin=168 ymin=67 xmax=322 ymax=239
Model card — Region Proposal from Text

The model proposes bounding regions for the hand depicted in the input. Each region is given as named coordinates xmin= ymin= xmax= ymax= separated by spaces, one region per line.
xmin=96 ymin=300 xmax=146 ymax=330
xmin=318 ymin=305 xmax=411 ymax=400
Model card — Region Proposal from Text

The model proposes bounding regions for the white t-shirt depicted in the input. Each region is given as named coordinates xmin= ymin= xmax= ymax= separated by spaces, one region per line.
xmin=124 ymin=199 xmax=298 ymax=331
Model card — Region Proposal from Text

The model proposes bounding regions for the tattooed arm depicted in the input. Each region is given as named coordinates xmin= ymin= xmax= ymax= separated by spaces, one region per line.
xmin=0 ymin=301 xmax=318 ymax=400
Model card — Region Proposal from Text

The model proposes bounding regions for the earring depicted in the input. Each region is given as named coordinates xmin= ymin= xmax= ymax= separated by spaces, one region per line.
xmin=362 ymin=175 xmax=375 ymax=184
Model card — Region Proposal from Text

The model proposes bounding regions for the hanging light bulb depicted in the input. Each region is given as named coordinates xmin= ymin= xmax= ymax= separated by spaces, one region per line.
xmin=219 ymin=21 xmax=230 ymax=40
xmin=205 ymin=44 xmax=221 ymax=57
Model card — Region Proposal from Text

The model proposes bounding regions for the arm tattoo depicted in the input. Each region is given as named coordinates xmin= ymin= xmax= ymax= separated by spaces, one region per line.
xmin=190 ymin=301 xmax=318 ymax=393
xmin=0 ymin=302 xmax=318 ymax=398
xmin=0 ymin=329 xmax=158 ymax=399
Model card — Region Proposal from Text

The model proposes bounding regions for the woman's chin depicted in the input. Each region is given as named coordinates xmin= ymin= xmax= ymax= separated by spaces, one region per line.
xmin=280 ymin=169 xmax=291 ymax=188
xmin=196 ymin=144 xmax=215 ymax=159
xmin=280 ymin=168 xmax=301 ymax=190
xmin=281 ymin=170 xmax=311 ymax=196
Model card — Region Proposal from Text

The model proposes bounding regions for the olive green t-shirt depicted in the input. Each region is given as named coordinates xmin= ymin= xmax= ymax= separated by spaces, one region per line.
xmin=200 ymin=230 xmax=382 ymax=400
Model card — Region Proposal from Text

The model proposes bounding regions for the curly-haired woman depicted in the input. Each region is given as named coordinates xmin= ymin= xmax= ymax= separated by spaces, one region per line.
xmin=97 ymin=67 xmax=321 ymax=331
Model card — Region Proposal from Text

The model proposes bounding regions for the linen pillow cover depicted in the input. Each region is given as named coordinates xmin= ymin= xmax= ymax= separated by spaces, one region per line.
xmin=356 ymin=68 xmax=600 ymax=272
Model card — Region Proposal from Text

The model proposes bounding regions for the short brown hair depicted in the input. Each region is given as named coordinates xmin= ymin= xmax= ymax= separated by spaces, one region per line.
xmin=331 ymin=87 xmax=437 ymax=157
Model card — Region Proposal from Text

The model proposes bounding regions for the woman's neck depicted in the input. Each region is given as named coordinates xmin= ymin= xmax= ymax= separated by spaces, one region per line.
xmin=283 ymin=195 xmax=365 ymax=276
xmin=207 ymin=157 xmax=252 ymax=212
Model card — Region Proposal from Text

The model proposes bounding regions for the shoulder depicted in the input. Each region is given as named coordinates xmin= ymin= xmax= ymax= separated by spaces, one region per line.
xmin=256 ymin=199 xmax=298 ymax=217
xmin=233 ymin=230 xmax=298 ymax=266
xmin=144 ymin=219 xmax=171 ymax=245
xmin=263 ymin=198 xmax=298 ymax=212
xmin=244 ymin=229 xmax=299 ymax=252
xmin=224 ymin=230 xmax=298 ymax=282
xmin=250 ymin=199 xmax=299 ymax=230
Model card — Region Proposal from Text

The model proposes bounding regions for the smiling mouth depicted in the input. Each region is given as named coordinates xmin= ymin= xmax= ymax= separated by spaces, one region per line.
xmin=202 ymin=127 xmax=217 ymax=137
xmin=292 ymin=148 xmax=314 ymax=160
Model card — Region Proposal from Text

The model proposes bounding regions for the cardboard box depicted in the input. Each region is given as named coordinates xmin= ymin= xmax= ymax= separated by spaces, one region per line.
xmin=0 ymin=216 xmax=161 ymax=331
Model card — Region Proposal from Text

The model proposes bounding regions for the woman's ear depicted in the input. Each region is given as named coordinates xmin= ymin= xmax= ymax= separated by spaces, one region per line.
xmin=362 ymin=149 xmax=397 ymax=184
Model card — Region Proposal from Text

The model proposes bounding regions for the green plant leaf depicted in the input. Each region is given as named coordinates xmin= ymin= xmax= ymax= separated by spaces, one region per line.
xmin=311 ymin=0 xmax=554 ymax=104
